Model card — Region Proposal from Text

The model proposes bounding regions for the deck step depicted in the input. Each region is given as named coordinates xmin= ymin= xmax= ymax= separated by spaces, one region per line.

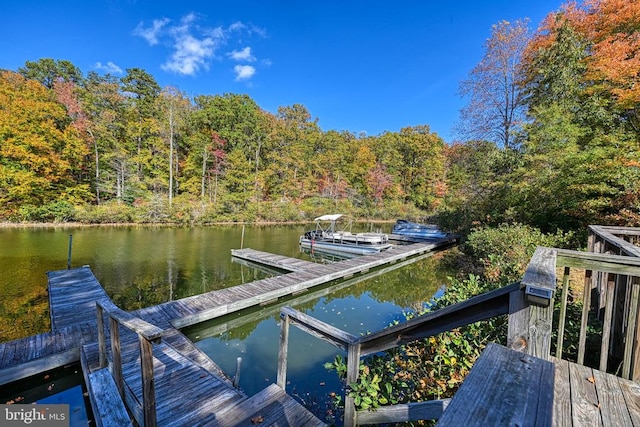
xmin=216 ymin=384 xmax=327 ymax=427
xmin=80 ymin=344 xmax=132 ymax=427
xmin=85 ymin=368 xmax=132 ymax=427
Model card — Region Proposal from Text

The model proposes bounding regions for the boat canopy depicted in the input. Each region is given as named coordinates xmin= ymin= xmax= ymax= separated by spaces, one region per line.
xmin=314 ymin=214 xmax=345 ymax=221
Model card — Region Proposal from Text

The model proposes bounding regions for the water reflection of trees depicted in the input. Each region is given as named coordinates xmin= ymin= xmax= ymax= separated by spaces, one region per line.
xmin=0 ymin=288 xmax=50 ymax=342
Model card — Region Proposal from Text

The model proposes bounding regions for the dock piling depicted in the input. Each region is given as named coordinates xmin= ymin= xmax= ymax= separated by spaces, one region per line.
xmin=233 ymin=357 xmax=242 ymax=388
xmin=67 ymin=234 xmax=73 ymax=270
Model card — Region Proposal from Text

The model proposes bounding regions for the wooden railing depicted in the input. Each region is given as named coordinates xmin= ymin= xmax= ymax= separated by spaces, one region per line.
xmin=553 ymin=225 xmax=640 ymax=380
xmin=96 ymin=299 xmax=163 ymax=427
xmin=277 ymin=247 xmax=558 ymax=426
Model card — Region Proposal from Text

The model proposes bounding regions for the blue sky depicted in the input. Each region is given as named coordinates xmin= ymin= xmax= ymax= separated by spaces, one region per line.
xmin=2 ymin=1 xmax=564 ymax=142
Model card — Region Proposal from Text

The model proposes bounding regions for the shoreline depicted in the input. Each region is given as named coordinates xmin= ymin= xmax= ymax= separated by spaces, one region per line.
xmin=0 ymin=219 xmax=398 ymax=228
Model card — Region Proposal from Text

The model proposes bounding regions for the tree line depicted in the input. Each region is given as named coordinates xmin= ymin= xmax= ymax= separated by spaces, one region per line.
xmin=0 ymin=61 xmax=443 ymax=224
xmin=1 ymin=0 xmax=638 ymax=234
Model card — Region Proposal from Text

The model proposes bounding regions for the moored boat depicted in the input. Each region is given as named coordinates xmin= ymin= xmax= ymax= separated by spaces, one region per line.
xmin=391 ymin=219 xmax=451 ymax=241
xmin=299 ymin=214 xmax=393 ymax=256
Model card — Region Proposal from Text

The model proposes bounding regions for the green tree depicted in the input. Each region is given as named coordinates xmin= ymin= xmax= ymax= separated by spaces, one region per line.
xmin=517 ymin=5 xmax=639 ymax=229
xmin=158 ymin=87 xmax=191 ymax=206
xmin=310 ymin=130 xmax=355 ymax=204
xmin=267 ymin=104 xmax=321 ymax=201
xmin=438 ymin=140 xmax=504 ymax=232
xmin=18 ymin=58 xmax=83 ymax=89
xmin=81 ymin=72 xmax=127 ymax=204
xmin=223 ymin=148 xmax=253 ymax=211
xmin=120 ymin=68 xmax=162 ymax=196
xmin=395 ymin=126 xmax=446 ymax=211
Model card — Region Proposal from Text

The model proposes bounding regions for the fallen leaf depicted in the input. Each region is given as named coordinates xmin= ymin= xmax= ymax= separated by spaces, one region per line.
xmin=587 ymin=376 xmax=595 ymax=384
xmin=251 ymin=415 xmax=264 ymax=424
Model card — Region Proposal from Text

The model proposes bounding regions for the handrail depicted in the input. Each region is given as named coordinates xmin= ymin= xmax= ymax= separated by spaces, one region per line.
xmin=588 ymin=225 xmax=640 ymax=257
xmin=96 ymin=299 xmax=163 ymax=427
xmin=97 ymin=299 xmax=163 ymax=342
xmin=277 ymin=246 xmax=558 ymax=426
xmin=280 ymin=306 xmax=358 ymax=350
xmin=357 ymin=282 xmax=519 ymax=356
xmin=556 ymin=248 xmax=640 ymax=274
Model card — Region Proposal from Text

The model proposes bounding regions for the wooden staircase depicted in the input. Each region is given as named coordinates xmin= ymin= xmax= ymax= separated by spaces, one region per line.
xmin=81 ymin=301 xmax=325 ymax=427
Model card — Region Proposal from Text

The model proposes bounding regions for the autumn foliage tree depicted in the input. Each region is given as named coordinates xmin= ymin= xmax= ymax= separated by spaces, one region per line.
xmin=0 ymin=71 xmax=89 ymax=218
xmin=515 ymin=0 xmax=640 ymax=229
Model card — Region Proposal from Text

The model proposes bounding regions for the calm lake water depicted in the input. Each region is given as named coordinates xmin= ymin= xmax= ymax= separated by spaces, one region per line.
xmin=0 ymin=224 xmax=453 ymax=422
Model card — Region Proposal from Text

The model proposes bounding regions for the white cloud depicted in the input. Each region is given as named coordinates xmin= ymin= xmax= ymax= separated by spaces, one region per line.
xmin=94 ymin=61 xmax=123 ymax=75
xmin=228 ymin=21 xmax=246 ymax=32
xmin=228 ymin=47 xmax=255 ymax=62
xmin=234 ymin=65 xmax=256 ymax=81
xmin=133 ymin=15 xmax=267 ymax=78
xmin=229 ymin=21 xmax=266 ymax=38
xmin=133 ymin=18 xmax=170 ymax=45
xmin=160 ymin=14 xmax=220 ymax=76
xmin=162 ymin=33 xmax=216 ymax=75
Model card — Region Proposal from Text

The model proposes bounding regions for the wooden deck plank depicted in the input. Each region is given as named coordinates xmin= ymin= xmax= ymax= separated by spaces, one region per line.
xmin=552 ymin=358 xmax=572 ymax=427
xmin=568 ymin=362 xmax=603 ymax=426
xmin=437 ymin=343 xmax=554 ymax=427
xmin=215 ymin=383 xmax=326 ymax=427
xmin=592 ymin=369 xmax=633 ymax=426
xmin=47 ymin=267 xmax=110 ymax=331
xmin=232 ymin=249 xmax=319 ymax=273
xmin=618 ymin=375 xmax=640 ymax=425
xmin=86 ymin=368 xmax=133 ymax=427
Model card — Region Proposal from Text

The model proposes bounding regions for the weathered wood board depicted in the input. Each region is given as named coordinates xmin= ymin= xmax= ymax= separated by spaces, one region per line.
xmin=437 ymin=343 xmax=554 ymax=427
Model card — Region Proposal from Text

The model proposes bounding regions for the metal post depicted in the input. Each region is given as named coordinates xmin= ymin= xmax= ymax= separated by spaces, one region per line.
xmin=67 ymin=234 xmax=73 ymax=270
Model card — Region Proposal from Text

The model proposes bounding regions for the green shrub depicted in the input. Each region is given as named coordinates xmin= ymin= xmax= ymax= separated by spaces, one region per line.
xmin=461 ymin=223 xmax=574 ymax=285
xmin=18 ymin=201 xmax=75 ymax=222
xmin=74 ymin=202 xmax=135 ymax=223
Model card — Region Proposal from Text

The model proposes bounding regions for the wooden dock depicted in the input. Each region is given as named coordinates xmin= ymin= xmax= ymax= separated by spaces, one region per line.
xmin=48 ymin=267 xmax=111 ymax=331
xmin=231 ymin=248 xmax=319 ymax=272
xmin=168 ymin=242 xmax=442 ymax=328
xmin=0 ymin=241 xmax=449 ymax=426
xmin=9 ymin=236 xmax=636 ymax=426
